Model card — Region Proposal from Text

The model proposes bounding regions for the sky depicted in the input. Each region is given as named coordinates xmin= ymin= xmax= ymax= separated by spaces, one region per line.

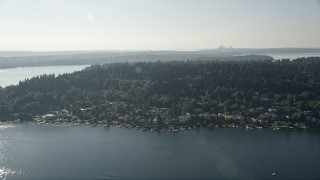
xmin=0 ymin=0 xmax=320 ymax=51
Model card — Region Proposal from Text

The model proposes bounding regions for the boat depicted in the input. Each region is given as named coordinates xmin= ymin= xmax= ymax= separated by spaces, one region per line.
xmin=272 ymin=172 xmax=276 ymax=176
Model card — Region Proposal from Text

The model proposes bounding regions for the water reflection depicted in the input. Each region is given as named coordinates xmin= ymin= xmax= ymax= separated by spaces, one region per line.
xmin=0 ymin=167 xmax=19 ymax=180
xmin=0 ymin=123 xmax=20 ymax=180
xmin=0 ymin=127 xmax=9 ymax=163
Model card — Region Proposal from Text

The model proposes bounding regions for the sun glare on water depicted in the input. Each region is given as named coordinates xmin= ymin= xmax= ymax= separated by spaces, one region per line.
xmin=0 ymin=167 xmax=20 ymax=180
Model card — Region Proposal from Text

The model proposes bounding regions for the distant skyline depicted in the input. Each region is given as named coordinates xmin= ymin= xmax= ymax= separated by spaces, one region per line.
xmin=0 ymin=0 xmax=320 ymax=51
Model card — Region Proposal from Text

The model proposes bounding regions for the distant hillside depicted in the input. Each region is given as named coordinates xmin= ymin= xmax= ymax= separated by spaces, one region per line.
xmin=0 ymin=53 xmax=272 ymax=69
xmin=0 ymin=48 xmax=320 ymax=69
xmin=1 ymin=48 xmax=320 ymax=57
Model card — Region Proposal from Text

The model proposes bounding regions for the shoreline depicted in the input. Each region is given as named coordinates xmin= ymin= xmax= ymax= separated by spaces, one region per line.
xmin=3 ymin=119 xmax=311 ymax=132
xmin=1 ymin=120 xmax=316 ymax=134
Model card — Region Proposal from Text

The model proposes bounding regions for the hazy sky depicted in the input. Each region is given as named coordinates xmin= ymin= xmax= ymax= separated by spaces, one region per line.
xmin=0 ymin=0 xmax=320 ymax=51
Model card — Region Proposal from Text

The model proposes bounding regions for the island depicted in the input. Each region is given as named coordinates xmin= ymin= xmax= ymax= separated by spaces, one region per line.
xmin=0 ymin=57 xmax=320 ymax=131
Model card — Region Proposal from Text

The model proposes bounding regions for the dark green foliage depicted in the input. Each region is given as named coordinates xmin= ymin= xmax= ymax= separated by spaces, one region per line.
xmin=0 ymin=57 xmax=320 ymax=123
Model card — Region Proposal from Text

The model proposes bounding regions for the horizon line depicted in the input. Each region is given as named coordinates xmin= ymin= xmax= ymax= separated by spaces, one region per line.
xmin=1 ymin=47 xmax=320 ymax=53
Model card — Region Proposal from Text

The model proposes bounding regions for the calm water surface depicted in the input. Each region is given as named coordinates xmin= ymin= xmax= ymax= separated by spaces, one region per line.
xmin=266 ymin=53 xmax=320 ymax=60
xmin=0 ymin=65 xmax=88 ymax=87
xmin=0 ymin=123 xmax=319 ymax=179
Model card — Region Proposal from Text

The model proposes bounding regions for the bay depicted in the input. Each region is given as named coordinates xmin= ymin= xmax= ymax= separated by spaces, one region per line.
xmin=0 ymin=65 xmax=88 ymax=88
xmin=1 ymin=124 xmax=320 ymax=179
xmin=265 ymin=52 xmax=320 ymax=60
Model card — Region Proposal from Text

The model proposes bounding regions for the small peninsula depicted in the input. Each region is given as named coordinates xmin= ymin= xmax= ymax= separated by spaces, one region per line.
xmin=1 ymin=57 xmax=320 ymax=131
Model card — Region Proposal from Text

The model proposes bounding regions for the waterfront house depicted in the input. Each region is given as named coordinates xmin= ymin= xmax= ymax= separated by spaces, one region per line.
xmin=268 ymin=108 xmax=278 ymax=113
xmin=153 ymin=118 xmax=158 ymax=124
xmin=43 ymin=114 xmax=57 ymax=121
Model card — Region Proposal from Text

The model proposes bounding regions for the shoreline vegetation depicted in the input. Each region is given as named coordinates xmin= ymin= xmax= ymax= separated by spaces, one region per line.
xmin=0 ymin=57 xmax=320 ymax=132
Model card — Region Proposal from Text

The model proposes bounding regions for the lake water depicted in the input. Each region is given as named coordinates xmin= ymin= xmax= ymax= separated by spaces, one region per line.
xmin=0 ymin=65 xmax=88 ymax=87
xmin=1 ymin=123 xmax=320 ymax=179
xmin=265 ymin=53 xmax=320 ymax=60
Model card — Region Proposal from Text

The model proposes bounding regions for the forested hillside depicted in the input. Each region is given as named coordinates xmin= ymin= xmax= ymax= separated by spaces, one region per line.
xmin=0 ymin=57 xmax=320 ymax=129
